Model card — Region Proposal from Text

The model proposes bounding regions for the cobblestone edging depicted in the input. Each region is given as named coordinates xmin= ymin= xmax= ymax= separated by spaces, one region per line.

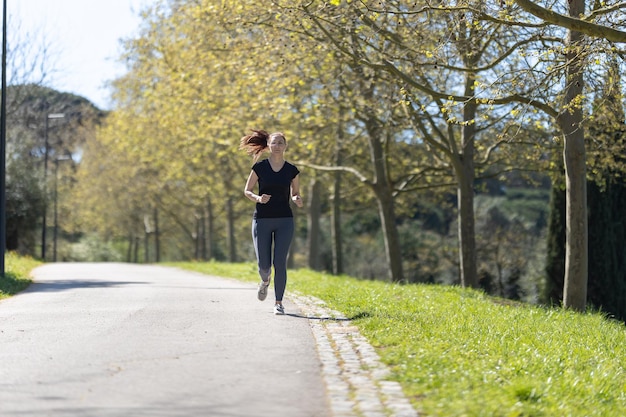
xmin=290 ymin=294 xmax=419 ymax=417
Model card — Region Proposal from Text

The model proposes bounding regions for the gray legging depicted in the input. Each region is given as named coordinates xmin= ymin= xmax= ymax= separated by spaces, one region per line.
xmin=252 ymin=217 xmax=294 ymax=302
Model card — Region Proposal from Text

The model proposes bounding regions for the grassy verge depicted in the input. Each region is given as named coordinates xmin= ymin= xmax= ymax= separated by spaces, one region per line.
xmin=171 ymin=261 xmax=626 ymax=417
xmin=0 ymin=252 xmax=42 ymax=300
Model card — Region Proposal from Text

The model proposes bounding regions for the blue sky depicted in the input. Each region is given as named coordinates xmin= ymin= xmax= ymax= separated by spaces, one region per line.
xmin=9 ymin=0 xmax=151 ymax=110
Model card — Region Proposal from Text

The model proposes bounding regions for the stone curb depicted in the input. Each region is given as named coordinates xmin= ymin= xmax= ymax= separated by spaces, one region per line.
xmin=290 ymin=294 xmax=419 ymax=417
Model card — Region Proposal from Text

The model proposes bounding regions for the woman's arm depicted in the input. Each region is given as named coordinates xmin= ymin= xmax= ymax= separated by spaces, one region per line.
xmin=244 ymin=170 xmax=270 ymax=203
xmin=290 ymin=174 xmax=303 ymax=208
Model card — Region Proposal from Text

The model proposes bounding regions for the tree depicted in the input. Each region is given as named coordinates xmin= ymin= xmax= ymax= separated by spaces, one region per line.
xmin=3 ymin=13 xmax=63 ymax=256
xmin=580 ymin=59 xmax=625 ymax=319
xmin=288 ymin=0 xmax=559 ymax=287
xmin=75 ymin=0 xmax=624 ymax=295
xmin=77 ymin=0 xmax=330 ymax=261
xmin=545 ymin=58 xmax=626 ymax=317
xmin=506 ymin=0 xmax=626 ymax=310
xmin=559 ymin=0 xmax=588 ymax=311
xmin=6 ymin=85 xmax=102 ymax=257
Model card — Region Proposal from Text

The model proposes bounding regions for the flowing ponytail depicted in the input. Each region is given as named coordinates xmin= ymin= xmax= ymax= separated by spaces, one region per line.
xmin=239 ymin=129 xmax=269 ymax=162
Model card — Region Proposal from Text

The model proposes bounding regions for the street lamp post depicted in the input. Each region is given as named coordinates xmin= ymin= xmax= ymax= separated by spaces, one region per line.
xmin=53 ymin=155 xmax=71 ymax=262
xmin=41 ymin=113 xmax=65 ymax=261
xmin=0 ymin=0 xmax=7 ymax=276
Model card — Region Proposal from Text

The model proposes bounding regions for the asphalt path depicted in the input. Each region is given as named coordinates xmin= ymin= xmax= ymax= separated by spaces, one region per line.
xmin=0 ymin=263 xmax=330 ymax=417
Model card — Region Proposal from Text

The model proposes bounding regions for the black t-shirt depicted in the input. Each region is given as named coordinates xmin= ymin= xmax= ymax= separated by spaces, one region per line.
xmin=252 ymin=159 xmax=300 ymax=219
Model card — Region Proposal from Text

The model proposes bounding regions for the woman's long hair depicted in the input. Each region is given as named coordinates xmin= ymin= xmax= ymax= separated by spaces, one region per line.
xmin=239 ymin=129 xmax=269 ymax=162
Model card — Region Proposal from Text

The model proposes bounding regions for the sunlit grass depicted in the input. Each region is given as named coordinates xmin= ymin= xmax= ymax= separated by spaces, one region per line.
xmin=171 ymin=261 xmax=626 ymax=417
xmin=0 ymin=252 xmax=41 ymax=299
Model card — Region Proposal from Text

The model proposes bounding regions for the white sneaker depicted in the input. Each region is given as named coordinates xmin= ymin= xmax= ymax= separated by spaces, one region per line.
xmin=257 ymin=280 xmax=270 ymax=301
xmin=273 ymin=303 xmax=285 ymax=315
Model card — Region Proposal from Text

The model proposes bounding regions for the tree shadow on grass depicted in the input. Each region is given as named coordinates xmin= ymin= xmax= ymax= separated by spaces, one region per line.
xmin=0 ymin=272 xmax=31 ymax=296
xmin=286 ymin=311 xmax=372 ymax=321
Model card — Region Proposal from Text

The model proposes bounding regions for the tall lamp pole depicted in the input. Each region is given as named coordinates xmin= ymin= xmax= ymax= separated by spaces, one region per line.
xmin=41 ymin=112 xmax=65 ymax=261
xmin=0 ymin=0 xmax=7 ymax=276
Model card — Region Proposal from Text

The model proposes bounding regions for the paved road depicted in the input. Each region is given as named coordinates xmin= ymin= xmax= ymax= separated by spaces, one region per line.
xmin=0 ymin=263 xmax=330 ymax=417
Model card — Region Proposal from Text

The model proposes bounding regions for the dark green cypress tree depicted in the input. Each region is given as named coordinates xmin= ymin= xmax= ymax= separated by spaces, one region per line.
xmin=587 ymin=177 xmax=626 ymax=320
xmin=586 ymin=60 xmax=626 ymax=321
xmin=544 ymin=172 xmax=565 ymax=305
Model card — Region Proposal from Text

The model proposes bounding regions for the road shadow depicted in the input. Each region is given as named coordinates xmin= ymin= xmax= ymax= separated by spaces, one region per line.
xmin=25 ymin=280 xmax=148 ymax=293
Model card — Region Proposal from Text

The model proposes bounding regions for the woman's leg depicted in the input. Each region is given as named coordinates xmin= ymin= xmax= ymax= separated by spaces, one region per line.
xmin=272 ymin=218 xmax=295 ymax=302
xmin=252 ymin=219 xmax=272 ymax=282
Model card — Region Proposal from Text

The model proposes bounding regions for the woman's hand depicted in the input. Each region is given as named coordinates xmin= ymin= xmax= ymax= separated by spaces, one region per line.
xmin=257 ymin=194 xmax=271 ymax=204
xmin=292 ymin=195 xmax=303 ymax=208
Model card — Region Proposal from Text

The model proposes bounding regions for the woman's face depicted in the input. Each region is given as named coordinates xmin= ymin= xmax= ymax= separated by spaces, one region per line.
xmin=269 ymin=135 xmax=287 ymax=154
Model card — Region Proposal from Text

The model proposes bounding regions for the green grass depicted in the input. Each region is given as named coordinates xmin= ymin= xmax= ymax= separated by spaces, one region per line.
xmin=171 ymin=261 xmax=626 ymax=417
xmin=0 ymin=252 xmax=41 ymax=299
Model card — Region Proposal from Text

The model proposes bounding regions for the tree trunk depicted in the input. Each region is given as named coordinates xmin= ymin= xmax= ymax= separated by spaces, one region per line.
xmin=144 ymin=232 xmax=149 ymax=263
xmin=374 ymin=184 xmax=404 ymax=282
xmin=194 ymin=215 xmax=201 ymax=260
xmin=456 ymin=72 xmax=478 ymax=288
xmin=352 ymin=59 xmax=404 ymax=282
xmin=331 ymin=114 xmax=344 ymax=275
xmin=307 ymin=179 xmax=322 ymax=270
xmin=154 ymin=207 xmax=160 ymax=262
xmin=200 ymin=210 xmax=206 ymax=260
xmin=331 ymin=168 xmax=343 ymax=275
xmin=226 ymin=197 xmax=236 ymax=262
xmin=206 ymin=197 xmax=214 ymax=260
xmin=127 ymin=235 xmax=133 ymax=262
xmin=133 ymin=236 xmax=140 ymax=263
xmin=367 ymin=122 xmax=404 ymax=282
xmin=457 ymin=163 xmax=477 ymax=288
xmin=561 ymin=0 xmax=588 ymax=311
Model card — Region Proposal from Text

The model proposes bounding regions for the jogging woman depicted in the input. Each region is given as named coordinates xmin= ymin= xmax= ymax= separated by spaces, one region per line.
xmin=240 ymin=130 xmax=303 ymax=315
